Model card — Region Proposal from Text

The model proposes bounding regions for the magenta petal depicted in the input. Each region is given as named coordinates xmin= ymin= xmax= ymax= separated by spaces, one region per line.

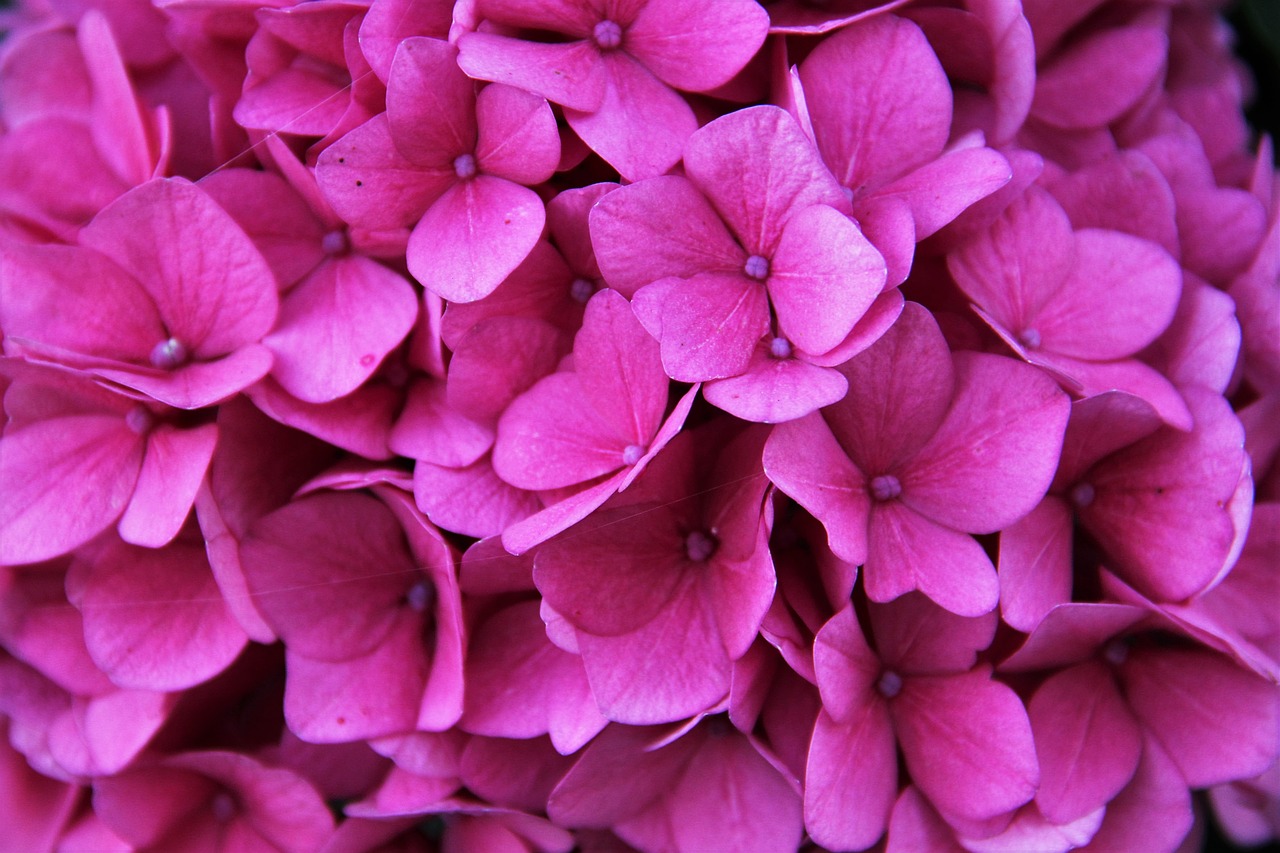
xmin=1122 ymin=648 xmax=1279 ymax=788
xmin=393 ymin=378 xmax=493 ymax=468
xmin=564 ymin=52 xmax=696 ymax=181
xmin=235 ymin=68 xmax=349 ymax=137
xmin=240 ymin=492 xmax=412 ymax=661
xmin=1029 ymin=662 xmax=1141 ymax=824
xmin=407 ymin=176 xmax=544 ymax=303
xmin=548 ymin=724 xmax=694 ymax=827
xmin=1032 ymin=26 xmax=1166 ymax=129
xmin=800 ymin=15 xmax=951 ymax=191
xmin=386 ymin=37 xmax=475 ymax=165
xmin=457 ymin=33 xmax=605 ymax=112
xmin=804 ymin=705 xmax=897 ymax=852
xmin=896 ymin=668 xmax=1039 ymax=824
xmin=874 ymin=145 xmax=1012 ymax=240
xmin=475 ymin=83 xmax=560 ymax=185
xmin=358 ymin=0 xmax=453 ymax=82
xmin=1081 ymin=734 xmax=1193 ymax=853
xmin=904 ymin=351 xmax=1069 ymax=533
xmin=413 ymin=457 xmax=539 ymax=539
xmin=1033 ymin=230 xmax=1181 ymax=361
xmin=1038 ymin=353 xmax=1194 ymax=432
xmin=574 ymin=289 xmax=667 ymax=443
xmin=79 ymin=178 xmax=278 ymax=358
xmin=461 ymin=601 xmax=606 ymax=754
xmin=684 ymin=106 xmax=845 ymax=256
xmin=865 ymin=501 xmax=999 ymax=617
xmin=626 ymin=0 xmax=768 ymax=92
xmin=703 ymin=347 xmax=848 ymax=423
xmin=91 ymin=345 xmax=275 ymax=411
xmin=265 ymin=257 xmax=418 ymax=403
xmin=763 ymin=413 xmax=870 ymax=563
xmin=590 ymin=175 xmax=743 ymax=298
xmin=117 ymin=423 xmax=217 ymax=548
xmin=631 ymin=273 xmax=770 ymax=382
xmin=576 ymin=576 xmax=730 ymax=724
xmin=869 ymin=593 xmax=997 ymax=675
xmin=811 ymin=605 xmax=880 ymax=720
xmin=316 ymin=115 xmax=453 ymax=230
xmin=78 ymin=540 xmax=248 ymax=692
xmin=769 ymin=204 xmax=886 ymax=355
xmin=0 ymin=414 xmax=143 ymax=565
xmin=998 ymin=497 xmax=1074 ymax=633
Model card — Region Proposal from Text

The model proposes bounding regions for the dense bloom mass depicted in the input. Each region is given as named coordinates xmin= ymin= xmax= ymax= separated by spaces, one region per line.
xmin=0 ymin=0 xmax=1278 ymax=851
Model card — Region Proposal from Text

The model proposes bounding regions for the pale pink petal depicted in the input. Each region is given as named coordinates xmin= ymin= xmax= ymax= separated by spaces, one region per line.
xmin=1029 ymin=662 xmax=1142 ymax=823
xmin=407 ymin=176 xmax=545 ymax=303
xmin=590 ymin=176 xmax=743 ymax=298
xmin=117 ymin=422 xmax=218 ymax=548
xmin=799 ymin=15 xmax=952 ymax=192
xmin=265 ymin=256 xmax=418 ymax=403
xmin=457 ymin=33 xmax=605 ymax=112
xmin=895 ymin=667 xmax=1039 ymax=824
xmin=904 ymin=351 xmax=1069 ymax=532
xmin=626 ymin=0 xmax=768 ymax=92
xmin=564 ymin=51 xmax=696 ymax=181
xmin=475 ymin=83 xmax=560 ymax=185
xmin=865 ymin=501 xmax=1000 ymax=617
xmin=683 ymin=106 xmax=846 ymax=256
xmin=630 ymin=273 xmax=770 ymax=382
xmin=804 ymin=704 xmax=897 ymax=851
xmin=769 ymin=204 xmax=886 ymax=355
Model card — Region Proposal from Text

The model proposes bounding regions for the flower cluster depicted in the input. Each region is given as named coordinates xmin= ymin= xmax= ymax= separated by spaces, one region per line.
xmin=0 ymin=0 xmax=1277 ymax=850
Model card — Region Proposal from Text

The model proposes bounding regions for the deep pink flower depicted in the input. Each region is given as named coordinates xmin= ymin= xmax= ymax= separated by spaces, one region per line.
xmin=456 ymin=0 xmax=769 ymax=180
xmin=317 ymin=37 xmax=559 ymax=303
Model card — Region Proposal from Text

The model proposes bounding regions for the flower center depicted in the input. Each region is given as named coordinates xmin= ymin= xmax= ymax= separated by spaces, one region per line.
xmin=870 ymin=474 xmax=902 ymax=502
xmin=744 ymin=254 xmax=770 ymax=281
xmin=621 ymin=444 xmax=646 ymax=466
xmin=769 ymin=337 xmax=792 ymax=359
xmin=406 ymin=579 xmax=434 ymax=612
xmin=1103 ymin=638 xmax=1130 ymax=666
xmin=570 ymin=278 xmax=597 ymax=304
xmin=149 ymin=337 xmax=189 ymax=369
xmin=210 ymin=792 xmax=236 ymax=823
xmin=1019 ymin=327 xmax=1042 ymax=349
xmin=1070 ymin=482 xmax=1096 ymax=508
xmin=453 ymin=153 xmax=477 ymax=179
xmin=684 ymin=530 xmax=717 ymax=563
xmin=876 ymin=670 xmax=903 ymax=698
xmin=125 ymin=405 xmax=155 ymax=435
xmin=321 ymin=229 xmax=350 ymax=256
xmin=593 ymin=19 xmax=622 ymax=50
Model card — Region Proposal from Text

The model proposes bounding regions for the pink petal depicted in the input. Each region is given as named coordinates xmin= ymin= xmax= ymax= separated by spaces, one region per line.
xmin=904 ymin=351 xmax=1069 ymax=533
xmin=234 ymin=67 xmax=349 ymax=137
xmin=0 ymin=414 xmax=143 ymax=565
xmin=1080 ymin=734 xmax=1193 ymax=853
xmin=248 ymin=377 xmax=398 ymax=461
xmin=386 ymin=37 xmax=476 ymax=166
xmin=575 ymin=289 xmax=667 ymax=443
xmin=683 ymin=106 xmax=846 ymax=256
xmin=78 ymin=178 xmax=278 ymax=359
xmin=804 ymin=705 xmax=897 ymax=851
xmin=457 ymin=33 xmax=605 ymax=112
xmin=78 ymin=12 xmax=157 ymax=185
xmin=998 ymin=496 xmax=1074 ymax=633
xmin=240 ymin=491 xmax=413 ymax=661
xmin=631 ymin=272 xmax=770 ymax=382
xmin=475 ymin=83 xmax=560 ymax=185
xmin=799 ymin=15 xmax=952 ymax=192
xmin=1047 ymin=149 xmax=1178 ymax=257
xmin=447 ymin=316 xmax=566 ymax=422
xmin=407 ymin=176 xmax=545 ymax=303
xmin=865 ymin=501 xmax=999 ymax=617
xmin=812 ymin=605 xmax=880 ymax=720
xmin=1143 ymin=277 xmax=1241 ymax=394
xmin=626 ymin=0 xmax=768 ymax=92
xmin=1122 ymin=647 xmax=1279 ymax=788
xmin=359 ymin=0 xmax=453 ymax=82
xmin=77 ymin=539 xmax=248 ymax=692
xmin=265 ymin=256 xmax=418 ymax=403
xmin=413 ymin=456 xmax=540 ymax=539
xmin=1036 ymin=352 xmax=1194 ymax=432
xmin=90 ymin=345 xmax=275 ymax=411
xmin=316 ymin=115 xmax=453 ymax=230
xmin=564 ymin=51 xmax=696 ymax=181
xmin=999 ymin=602 xmax=1147 ymax=674
xmin=703 ymin=345 xmax=848 ymax=423
xmin=117 ymin=422 xmax=218 ymax=548
xmin=1029 ymin=662 xmax=1142 ymax=823
xmin=869 ymin=593 xmax=998 ymax=675
xmin=1032 ymin=26 xmax=1166 ymax=129
xmin=769 ymin=204 xmax=886 ymax=355
xmin=895 ymin=667 xmax=1039 ymax=824
xmin=871 ymin=145 xmax=1013 ymax=240
xmin=763 ymin=412 xmax=870 ymax=564
xmin=590 ymin=175 xmax=743 ymax=298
